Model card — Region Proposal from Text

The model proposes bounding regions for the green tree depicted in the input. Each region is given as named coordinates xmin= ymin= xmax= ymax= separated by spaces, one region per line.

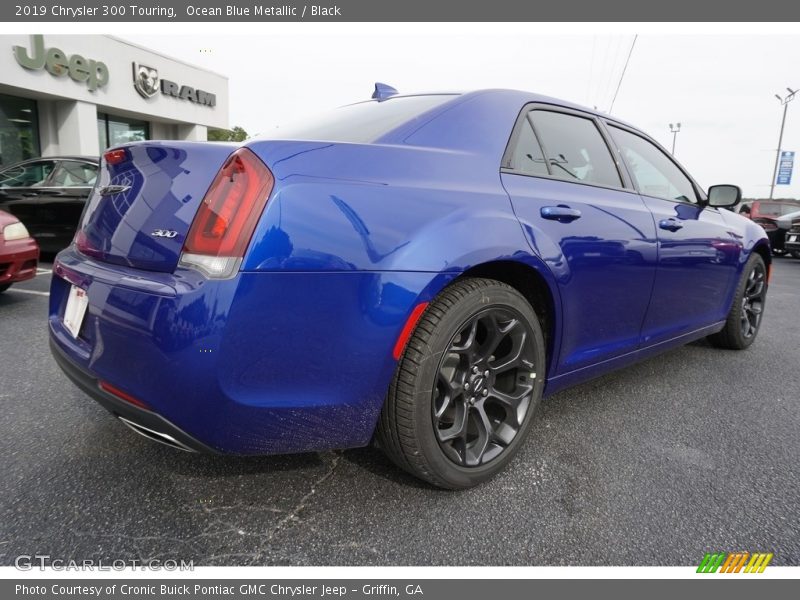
xmin=207 ymin=125 xmax=248 ymax=142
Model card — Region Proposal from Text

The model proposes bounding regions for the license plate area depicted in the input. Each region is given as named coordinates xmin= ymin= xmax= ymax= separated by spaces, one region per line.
xmin=63 ymin=285 xmax=89 ymax=339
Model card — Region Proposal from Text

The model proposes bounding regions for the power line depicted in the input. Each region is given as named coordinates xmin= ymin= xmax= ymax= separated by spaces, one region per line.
xmin=609 ymin=34 xmax=638 ymax=113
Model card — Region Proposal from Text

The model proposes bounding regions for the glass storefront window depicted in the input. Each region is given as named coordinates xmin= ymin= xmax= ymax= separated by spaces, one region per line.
xmin=0 ymin=93 xmax=40 ymax=168
xmin=97 ymin=113 xmax=149 ymax=150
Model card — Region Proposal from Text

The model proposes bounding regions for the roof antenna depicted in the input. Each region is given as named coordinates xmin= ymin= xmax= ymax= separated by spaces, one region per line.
xmin=372 ymin=82 xmax=398 ymax=101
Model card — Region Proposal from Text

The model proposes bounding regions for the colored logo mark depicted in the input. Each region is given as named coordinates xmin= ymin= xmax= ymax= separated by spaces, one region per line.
xmin=697 ymin=552 xmax=773 ymax=573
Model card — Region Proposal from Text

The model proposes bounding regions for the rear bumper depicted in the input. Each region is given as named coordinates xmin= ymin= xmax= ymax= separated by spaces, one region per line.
xmin=48 ymin=246 xmax=445 ymax=455
xmin=0 ymin=238 xmax=39 ymax=285
xmin=50 ymin=338 xmax=217 ymax=453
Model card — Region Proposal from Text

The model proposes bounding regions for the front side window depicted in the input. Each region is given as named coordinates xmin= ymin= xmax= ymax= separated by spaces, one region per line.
xmin=528 ymin=110 xmax=622 ymax=188
xmin=0 ymin=160 xmax=55 ymax=187
xmin=50 ymin=161 xmax=98 ymax=187
xmin=610 ymin=126 xmax=697 ymax=203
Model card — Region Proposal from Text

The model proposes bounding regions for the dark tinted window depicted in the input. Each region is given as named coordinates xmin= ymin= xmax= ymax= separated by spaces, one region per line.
xmin=509 ymin=119 xmax=549 ymax=176
xmin=610 ymin=126 xmax=697 ymax=203
xmin=529 ymin=110 xmax=621 ymax=188
xmin=0 ymin=160 xmax=56 ymax=187
xmin=267 ymin=95 xmax=456 ymax=143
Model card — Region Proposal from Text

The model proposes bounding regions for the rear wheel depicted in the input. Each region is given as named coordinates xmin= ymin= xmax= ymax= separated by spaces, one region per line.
xmin=0 ymin=284 xmax=10 ymax=294
xmin=707 ymin=253 xmax=768 ymax=349
xmin=792 ymin=251 xmax=800 ymax=259
xmin=376 ymin=278 xmax=546 ymax=489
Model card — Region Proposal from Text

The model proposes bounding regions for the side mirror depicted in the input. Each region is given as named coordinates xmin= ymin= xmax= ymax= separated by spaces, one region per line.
xmin=707 ymin=184 xmax=741 ymax=208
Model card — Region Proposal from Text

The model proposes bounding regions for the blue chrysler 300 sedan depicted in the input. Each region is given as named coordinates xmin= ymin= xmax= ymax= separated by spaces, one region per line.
xmin=49 ymin=86 xmax=770 ymax=488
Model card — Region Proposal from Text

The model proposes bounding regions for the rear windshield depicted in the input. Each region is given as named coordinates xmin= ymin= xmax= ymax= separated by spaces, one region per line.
xmin=757 ymin=202 xmax=799 ymax=216
xmin=266 ymin=94 xmax=457 ymax=143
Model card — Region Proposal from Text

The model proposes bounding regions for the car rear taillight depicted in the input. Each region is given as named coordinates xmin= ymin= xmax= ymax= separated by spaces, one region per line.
xmin=74 ymin=230 xmax=104 ymax=259
xmin=104 ymin=148 xmax=129 ymax=165
xmin=179 ymin=148 xmax=274 ymax=279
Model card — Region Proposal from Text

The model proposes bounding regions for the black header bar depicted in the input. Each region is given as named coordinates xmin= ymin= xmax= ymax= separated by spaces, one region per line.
xmin=2 ymin=0 xmax=799 ymax=22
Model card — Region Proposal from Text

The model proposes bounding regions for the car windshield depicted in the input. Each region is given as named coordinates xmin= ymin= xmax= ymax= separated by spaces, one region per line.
xmin=263 ymin=94 xmax=457 ymax=143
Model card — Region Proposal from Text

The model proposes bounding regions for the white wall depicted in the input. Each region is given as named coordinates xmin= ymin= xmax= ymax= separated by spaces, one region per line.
xmin=0 ymin=34 xmax=229 ymax=130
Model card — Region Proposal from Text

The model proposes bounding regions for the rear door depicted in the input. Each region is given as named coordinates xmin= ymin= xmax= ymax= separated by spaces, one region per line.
xmin=35 ymin=159 xmax=98 ymax=250
xmin=501 ymin=106 xmax=658 ymax=373
xmin=605 ymin=123 xmax=741 ymax=345
xmin=0 ymin=159 xmax=58 ymax=234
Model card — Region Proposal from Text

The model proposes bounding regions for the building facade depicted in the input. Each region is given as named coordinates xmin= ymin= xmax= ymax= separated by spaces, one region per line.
xmin=0 ymin=34 xmax=229 ymax=167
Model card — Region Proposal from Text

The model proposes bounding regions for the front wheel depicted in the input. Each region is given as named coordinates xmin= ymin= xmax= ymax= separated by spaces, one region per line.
xmin=707 ymin=253 xmax=768 ymax=349
xmin=376 ymin=278 xmax=546 ymax=489
xmin=0 ymin=284 xmax=10 ymax=294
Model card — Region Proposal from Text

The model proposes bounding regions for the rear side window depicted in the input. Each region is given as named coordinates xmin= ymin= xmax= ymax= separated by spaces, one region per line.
xmin=529 ymin=110 xmax=622 ymax=188
xmin=0 ymin=160 xmax=56 ymax=187
xmin=508 ymin=119 xmax=549 ymax=176
xmin=267 ymin=95 xmax=457 ymax=143
xmin=50 ymin=161 xmax=98 ymax=187
xmin=609 ymin=126 xmax=698 ymax=203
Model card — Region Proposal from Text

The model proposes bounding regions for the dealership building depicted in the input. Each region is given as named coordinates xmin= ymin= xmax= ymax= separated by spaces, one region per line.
xmin=0 ymin=34 xmax=229 ymax=167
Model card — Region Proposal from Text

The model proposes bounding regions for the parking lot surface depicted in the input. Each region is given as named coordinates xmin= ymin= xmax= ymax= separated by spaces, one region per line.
xmin=1 ymin=258 xmax=798 ymax=566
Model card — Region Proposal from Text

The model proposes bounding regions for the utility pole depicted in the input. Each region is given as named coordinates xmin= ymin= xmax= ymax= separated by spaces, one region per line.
xmin=669 ymin=123 xmax=681 ymax=155
xmin=770 ymin=88 xmax=797 ymax=200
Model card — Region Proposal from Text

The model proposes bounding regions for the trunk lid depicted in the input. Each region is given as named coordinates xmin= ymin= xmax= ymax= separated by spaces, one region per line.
xmin=77 ymin=141 xmax=236 ymax=272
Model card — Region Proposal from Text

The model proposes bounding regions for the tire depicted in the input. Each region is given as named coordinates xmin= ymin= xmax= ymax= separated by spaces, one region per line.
xmin=707 ymin=253 xmax=768 ymax=350
xmin=792 ymin=251 xmax=800 ymax=259
xmin=376 ymin=278 xmax=546 ymax=489
xmin=0 ymin=284 xmax=10 ymax=294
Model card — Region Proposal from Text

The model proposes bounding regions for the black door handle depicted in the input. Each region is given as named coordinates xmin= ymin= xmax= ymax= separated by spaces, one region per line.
xmin=659 ymin=218 xmax=684 ymax=232
xmin=541 ymin=205 xmax=582 ymax=223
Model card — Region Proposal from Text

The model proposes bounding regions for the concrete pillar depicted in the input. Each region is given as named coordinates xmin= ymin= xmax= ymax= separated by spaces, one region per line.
xmin=36 ymin=99 xmax=60 ymax=156
xmin=150 ymin=121 xmax=177 ymax=140
xmin=177 ymin=123 xmax=207 ymax=142
xmin=54 ymin=100 xmax=99 ymax=156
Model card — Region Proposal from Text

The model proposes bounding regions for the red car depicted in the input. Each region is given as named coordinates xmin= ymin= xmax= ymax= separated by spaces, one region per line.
xmin=739 ymin=200 xmax=800 ymax=254
xmin=0 ymin=209 xmax=39 ymax=293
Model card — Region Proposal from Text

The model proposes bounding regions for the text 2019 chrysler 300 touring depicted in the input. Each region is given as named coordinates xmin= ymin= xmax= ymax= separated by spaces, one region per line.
xmin=49 ymin=86 xmax=770 ymax=488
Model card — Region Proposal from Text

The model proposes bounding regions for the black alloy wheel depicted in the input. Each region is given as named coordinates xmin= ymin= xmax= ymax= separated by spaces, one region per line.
xmin=376 ymin=278 xmax=546 ymax=489
xmin=708 ymin=253 xmax=768 ymax=350
xmin=740 ymin=260 xmax=766 ymax=340
xmin=433 ymin=307 xmax=536 ymax=467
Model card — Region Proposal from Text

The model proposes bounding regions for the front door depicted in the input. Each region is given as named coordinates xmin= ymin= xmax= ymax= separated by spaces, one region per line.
xmin=606 ymin=124 xmax=741 ymax=346
xmin=501 ymin=108 xmax=658 ymax=374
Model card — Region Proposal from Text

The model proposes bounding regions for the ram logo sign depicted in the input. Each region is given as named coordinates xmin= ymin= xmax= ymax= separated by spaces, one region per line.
xmin=697 ymin=552 xmax=773 ymax=573
xmin=131 ymin=62 xmax=216 ymax=107
xmin=133 ymin=63 xmax=159 ymax=98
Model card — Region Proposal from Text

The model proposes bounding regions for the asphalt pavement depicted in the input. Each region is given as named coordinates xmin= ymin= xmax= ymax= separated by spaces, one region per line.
xmin=1 ymin=257 xmax=798 ymax=566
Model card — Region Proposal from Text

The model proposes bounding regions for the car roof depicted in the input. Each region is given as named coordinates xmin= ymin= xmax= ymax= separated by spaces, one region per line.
xmin=387 ymin=88 xmax=640 ymax=130
xmin=0 ymin=156 xmax=99 ymax=169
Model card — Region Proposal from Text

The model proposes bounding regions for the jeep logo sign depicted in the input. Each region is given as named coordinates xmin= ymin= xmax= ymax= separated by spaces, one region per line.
xmin=13 ymin=35 xmax=109 ymax=92
xmin=132 ymin=62 xmax=216 ymax=108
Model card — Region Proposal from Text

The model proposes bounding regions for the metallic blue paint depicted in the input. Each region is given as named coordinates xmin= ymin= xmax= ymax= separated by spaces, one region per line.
xmin=49 ymin=89 xmax=769 ymax=455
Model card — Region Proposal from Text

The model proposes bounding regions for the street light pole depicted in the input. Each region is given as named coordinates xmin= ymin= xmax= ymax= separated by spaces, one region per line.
xmin=769 ymin=88 xmax=797 ymax=200
xmin=669 ymin=122 xmax=681 ymax=155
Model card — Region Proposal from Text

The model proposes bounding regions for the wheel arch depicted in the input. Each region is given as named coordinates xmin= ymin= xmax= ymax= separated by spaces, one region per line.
xmin=751 ymin=240 xmax=772 ymax=269
xmin=450 ymin=258 xmax=561 ymax=379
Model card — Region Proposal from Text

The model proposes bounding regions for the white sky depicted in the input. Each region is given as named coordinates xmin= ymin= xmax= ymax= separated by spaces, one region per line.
xmin=126 ymin=33 xmax=800 ymax=199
